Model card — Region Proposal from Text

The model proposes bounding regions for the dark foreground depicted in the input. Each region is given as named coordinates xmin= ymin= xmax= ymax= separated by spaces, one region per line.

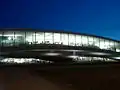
xmin=1 ymin=63 xmax=120 ymax=90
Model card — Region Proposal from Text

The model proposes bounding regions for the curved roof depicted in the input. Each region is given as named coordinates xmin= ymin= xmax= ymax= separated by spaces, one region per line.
xmin=0 ymin=28 xmax=119 ymax=42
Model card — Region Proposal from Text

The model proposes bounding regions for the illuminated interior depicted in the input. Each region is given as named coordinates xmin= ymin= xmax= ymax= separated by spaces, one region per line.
xmin=0 ymin=31 xmax=119 ymax=52
xmin=43 ymin=53 xmax=61 ymax=56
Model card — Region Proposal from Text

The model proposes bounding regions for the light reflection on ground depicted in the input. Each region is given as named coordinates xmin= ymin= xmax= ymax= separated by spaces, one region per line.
xmin=0 ymin=57 xmax=53 ymax=64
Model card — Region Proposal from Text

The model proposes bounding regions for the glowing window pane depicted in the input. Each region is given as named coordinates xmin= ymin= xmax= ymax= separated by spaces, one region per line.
xmin=54 ymin=33 xmax=61 ymax=44
xmin=69 ymin=34 xmax=75 ymax=46
xmin=108 ymin=41 xmax=115 ymax=51
xmin=26 ymin=32 xmax=35 ymax=44
xmin=3 ymin=32 xmax=14 ymax=46
xmin=88 ymin=37 xmax=94 ymax=45
xmin=0 ymin=32 xmax=3 ymax=46
xmin=82 ymin=36 xmax=88 ymax=45
xmin=45 ymin=32 xmax=53 ymax=44
xmin=14 ymin=31 xmax=25 ymax=45
xmin=94 ymin=38 xmax=100 ymax=48
xmin=36 ymin=32 xmax=44 ymax=44
xmin=99 ymin=39 xmax=105 ymax=49
xmin=61 ymin=33 xmax=68 ymax=45
xmin=115 ymin=42 xmax=120 ymax=52
xmin=104 ymin=40 xmax=110 ymax=49
xmin=109 ymin=41 xmax=114 ymax=46
xmin=76 ymin=35 xmax=82 ymax=46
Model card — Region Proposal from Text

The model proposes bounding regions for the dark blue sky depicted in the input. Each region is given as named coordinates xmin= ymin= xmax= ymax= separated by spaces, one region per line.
xmin=0 ymin=0 xmax=120 ymax=40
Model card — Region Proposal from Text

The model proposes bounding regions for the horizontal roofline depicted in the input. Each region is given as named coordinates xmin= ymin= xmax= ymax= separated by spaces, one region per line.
xmin=0 ymin=28 xmax=119 ymax=42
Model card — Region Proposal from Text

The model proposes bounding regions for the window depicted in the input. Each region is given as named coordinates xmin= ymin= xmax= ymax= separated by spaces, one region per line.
xmin=35 ymin=32 xmax=44 ymax=44
xmin=45 ymin=32 xmax=53 ymax=44
xmin=54 ymin=33 xmax=61 ymax=44
xmin=88 ymin=37 xmax=94 ymax=45
xmin=82 ymin=36 xmax=88 ymax=46
xmin=2 ymin=31 xmax=14 ymax=46
xmin=104 ymin=40 xmax=110 ymax=49
xmin=25 ymin=32 xmax=35 ymax=45
xmin=109 ymin=41 xmax=115 ymax=51
xmin=115 ymin=42 xmax=120 ymax=52
xmin=76 ymin=35 xmax=82 ymax=46
xmin=14 ymin=31 xmax=26 ymax=45
xmin=69 ymin=34 xmax=75 ymax=46
xmin=61 ymin=33 xmax=68 ymax=45
xmin=0 ymin=32 xmax=3 ymax=46
xmin=99 ymin=39 xmax=105 ymax=49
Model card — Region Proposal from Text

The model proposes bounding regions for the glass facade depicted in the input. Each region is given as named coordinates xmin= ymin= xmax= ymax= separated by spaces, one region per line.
xmin=0 ymin=31 xmax=120 ymax=52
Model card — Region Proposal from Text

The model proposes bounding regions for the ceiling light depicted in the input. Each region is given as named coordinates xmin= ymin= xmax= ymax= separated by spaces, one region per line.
xmin=43 ymin=53 xmax=61 ymax=56
xmin=90 ymin=52 xmax=110 ymax=55
xmin=112 ymin=57 xmax=120 ymax=59
xmin=67 ymin=55 xmax=79 ymax=58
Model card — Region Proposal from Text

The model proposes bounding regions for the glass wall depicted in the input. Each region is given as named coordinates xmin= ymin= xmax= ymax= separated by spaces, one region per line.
xmin=81 ymin=35 xmax=88 ymax=46
xmin=53 ymin=33 xmax=61 ymax=44
xmin=76 ymin=35 xmax=82 ymax=46
xmin=45 ymin=32 xmax=53 ymax=44
xmin=36 ymin=32 xmax=44 ymax=44
xmin=94 ymin=37 xmax=100 ymax=48
xmin=88 ymin=36 xmax=94 ymax=46
xmin=2 ymin=32 xmax=14 ymax=46
xmin=115 ymin=42 xmax=120 ymax=52
xmin=109 ymin=41 xmax=115 ymax=51
xmin=14 ymin=31 xmax=26 ymax=45
xmin=61 ymin=33 xmax=68 ymax=45
xmin=69 ymin=34 xmax=75 ymax=46
xmin=25 ymin=32 xmax=36 ymax=45
xmin=0 ymin=31 xmax=120 ymax=52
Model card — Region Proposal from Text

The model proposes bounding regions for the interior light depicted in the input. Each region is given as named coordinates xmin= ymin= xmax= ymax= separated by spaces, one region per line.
xmin=90 ymin=52 xmax=110 ymax=55
xmin=8 ymin=37 xmax=12 ymax=40
xmin=0 ymin=34 xmax=22 ymax=36
xmin=67 ymin=55 xmax=79 ymax=58
xmin=43 ymin=53 xmax=61 ymax=56
xmin=112 ymin=57 xmax=120 ymax=59
xmin=0 ymin=58 xmax=51 ymax=64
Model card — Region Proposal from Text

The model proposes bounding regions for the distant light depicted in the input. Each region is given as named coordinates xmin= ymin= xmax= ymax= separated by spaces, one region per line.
xmin=8 ymin=37 xmax=12 ymax=40
xmin=61 ymin=50 xmax=85 ymax=52
xmin=116 ymin=49 xmax=120 ymax=52
xmin=0 ymin=34 xmax=22 ymax=36
xmin=14 ymin=58 xmax=25 ymax=63
xmin=90 ymin=52 xmax=110 ymax=55
xmin=1 ymin=57 xmax=54 ymax=64
xmin=43 ymin=53 xmax=61 ymax=56
xmin=67 ymin=55 xmax=79 ymax=58
xmin=31 ymin=49 xmax=85 ymax=52
xmin=112 ymin=57 xmax=120 ymax=59
xmin=0 ymin=58 xmax=53 ymax=64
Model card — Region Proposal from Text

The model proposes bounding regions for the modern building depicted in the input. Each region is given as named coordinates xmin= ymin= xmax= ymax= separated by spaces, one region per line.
xmin=0 ymin=28 xmax=120 ymax=64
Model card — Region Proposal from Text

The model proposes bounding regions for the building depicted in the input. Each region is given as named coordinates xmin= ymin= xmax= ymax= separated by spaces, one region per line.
xmin=0 ymin=28 xmax=120 ymax=64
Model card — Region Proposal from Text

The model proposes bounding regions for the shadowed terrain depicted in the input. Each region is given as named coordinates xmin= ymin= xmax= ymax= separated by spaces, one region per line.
xmin=1 ymin=64 xmax=120 ymax=90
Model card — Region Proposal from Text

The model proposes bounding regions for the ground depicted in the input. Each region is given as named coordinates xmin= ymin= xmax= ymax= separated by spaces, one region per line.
xmin=0 ymin=64 xmax=120 ymax=90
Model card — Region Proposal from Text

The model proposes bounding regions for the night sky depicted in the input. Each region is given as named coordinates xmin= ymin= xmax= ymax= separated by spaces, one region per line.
xmin=0 ymin=0 xmax=120 ymax=40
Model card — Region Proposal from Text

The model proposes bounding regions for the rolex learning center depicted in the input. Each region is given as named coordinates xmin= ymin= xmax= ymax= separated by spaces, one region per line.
xmin=0 ymin=28 xmax=120 ymax=65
